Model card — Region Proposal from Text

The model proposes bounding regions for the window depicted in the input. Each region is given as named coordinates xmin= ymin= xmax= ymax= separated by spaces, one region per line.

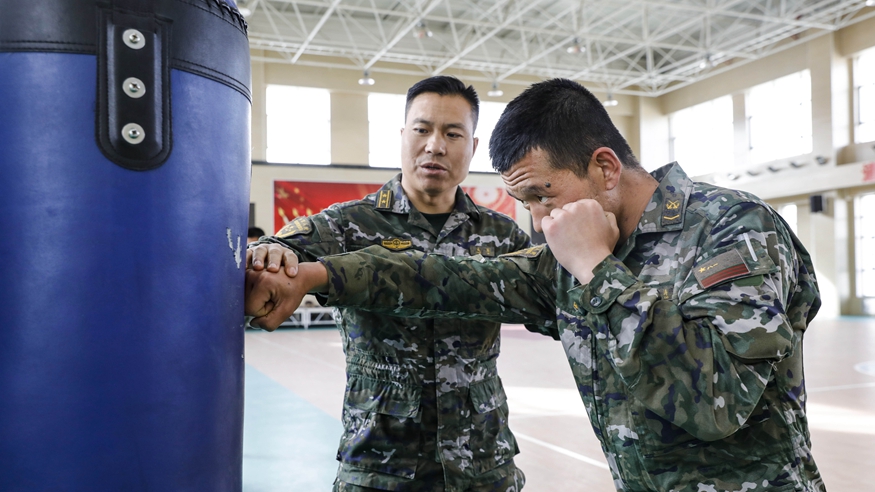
xmin=266 ymin=85 xmax=331 ymax=164
xmin=668 ymin=96 xmax=734 ymax=177
xmin=747 ymin=70 xmax=812 ymax=165
xmin=368 ymin=93 xmax=407 ymax=168
xmin=469 ymin=101 xmax=506 ymax=173
xmin=856 ymin=193 xmax=875 ymax=298
xmin=778 ymin=203 xmax=798 ymax=234
xmin=855 ymin=48 xmax=875 ymax=143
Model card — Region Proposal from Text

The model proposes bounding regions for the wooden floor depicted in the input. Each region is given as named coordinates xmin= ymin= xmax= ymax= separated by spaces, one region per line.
xmin=242 ymin=317 xmax=875 ymax=491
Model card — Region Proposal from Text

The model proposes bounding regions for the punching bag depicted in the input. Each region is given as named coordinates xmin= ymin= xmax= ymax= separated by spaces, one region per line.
xmin=0 ymin=1 xmax=251 ymax=490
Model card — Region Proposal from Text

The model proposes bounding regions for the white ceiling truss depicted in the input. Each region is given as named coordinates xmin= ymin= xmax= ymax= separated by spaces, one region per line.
xmin=241 ymin=0 xmax=875 ymax=96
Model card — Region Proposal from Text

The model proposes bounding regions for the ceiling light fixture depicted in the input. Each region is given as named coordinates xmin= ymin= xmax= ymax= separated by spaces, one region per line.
xmin=358 ymin=70 xmax=375 ymax=86
xmin=238 ymin=7 xmax=252 ymax=17
xmin=413 ymin=21 xmax=433 ymax=39
xmin=603 ymin=92 xmax=618 ymax=107
xmin=698 ymin=53 xmax=713 ymax=70
xmin=867 ymin=0 xmax=875 ymax=7
xmin=566 ymin=37 xmax=584 ymax=54
xmin=487 ymin=82 xmax=503 ymax=97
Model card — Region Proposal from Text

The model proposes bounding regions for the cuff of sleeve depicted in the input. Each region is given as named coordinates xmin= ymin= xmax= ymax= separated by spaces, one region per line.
xmin=578 ymin=256 xmax=637 ymax=314
xmin=318 ymin=255 xmax=359 ymax=307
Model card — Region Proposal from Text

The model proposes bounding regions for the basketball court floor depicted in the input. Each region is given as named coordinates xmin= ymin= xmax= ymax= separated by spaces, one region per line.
xmin=242 ymin=317 xmax=875 ymax=491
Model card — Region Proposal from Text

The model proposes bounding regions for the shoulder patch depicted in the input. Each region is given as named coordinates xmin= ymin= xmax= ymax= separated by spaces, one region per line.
xmin=375 ymin=189 xmax=393 ymax=210
xmin=381 ymin=238 xmax=413 ymax=251
xmin=469 ymin=245 xmax=496 ymax=257
xmin=276 ymin=216 xmax=313 ymax=238
xmin=661 ymin=193 xmax=684 ymax=226
xmin=501 ymin=245 xmax=545 ymax=258
xmin=693 ymin=248 xmax=750 ymax=288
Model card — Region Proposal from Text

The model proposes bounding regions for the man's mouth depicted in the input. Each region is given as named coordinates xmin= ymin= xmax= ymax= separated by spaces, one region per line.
xmin=421 ymin=162 xmax=447 ymax=172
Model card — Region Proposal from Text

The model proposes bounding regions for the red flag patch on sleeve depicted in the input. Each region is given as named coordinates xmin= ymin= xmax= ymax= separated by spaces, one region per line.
xmin=693 ymin=248 xmax=751 ymax=288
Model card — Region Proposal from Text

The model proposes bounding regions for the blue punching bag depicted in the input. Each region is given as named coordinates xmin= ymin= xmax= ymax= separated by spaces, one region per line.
xmin=0 ymin=1 xmax=250 ymax=490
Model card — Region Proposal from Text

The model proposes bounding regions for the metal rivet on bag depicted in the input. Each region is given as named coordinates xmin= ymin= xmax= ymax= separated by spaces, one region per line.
xmin=122 ymin=29 xmax=145 ymax=49
xmin=589 ymin=296 xmax=603 ymax=307
xmin=122 ymin=77 xmax=146 ymax=98
xmin=122 ymin=123 xmax=145 ymax=144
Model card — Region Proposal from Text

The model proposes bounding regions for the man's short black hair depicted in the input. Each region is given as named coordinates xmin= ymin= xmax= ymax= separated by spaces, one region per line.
xmin=489 ymin=78 xmax=640 ymax=176
xmin=248 ymin=226 xmax=265 ymax=238
xmin=405 ymin=76 xmax=480 ymax=131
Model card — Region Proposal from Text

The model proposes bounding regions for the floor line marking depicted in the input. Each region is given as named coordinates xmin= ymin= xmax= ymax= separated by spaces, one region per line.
xmin=807 ymin=381 xmax=875 ymax=393
xmin=512 ymin=432 xmax=610 ymax=470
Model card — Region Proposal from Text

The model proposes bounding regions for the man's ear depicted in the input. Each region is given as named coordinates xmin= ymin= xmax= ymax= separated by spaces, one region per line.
xmin=472 ymin=136 xmax=479 ymax=156
xmin=588 ymin=147 xmax=622 ymax=191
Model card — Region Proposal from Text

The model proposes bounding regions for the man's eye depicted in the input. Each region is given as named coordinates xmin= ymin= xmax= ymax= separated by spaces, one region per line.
xmin=537 ymin=196 xmax=548 ymax=204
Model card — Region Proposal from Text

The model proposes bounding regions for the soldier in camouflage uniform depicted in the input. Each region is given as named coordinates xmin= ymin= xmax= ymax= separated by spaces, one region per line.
xmin=246 ymin=79 xmax=824 ymax=491
xmin=247 ymin=76 xmax=530 ymax=491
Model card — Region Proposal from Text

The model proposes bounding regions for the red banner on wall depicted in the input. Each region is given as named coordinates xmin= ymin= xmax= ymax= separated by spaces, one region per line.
xmin=864 ymin=162 xmax=875 ymax=183
xmin=274 ymin=181 xmax=516 ymax=233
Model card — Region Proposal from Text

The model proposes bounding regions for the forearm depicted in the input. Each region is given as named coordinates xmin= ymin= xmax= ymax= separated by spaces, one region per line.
xmin=318 ymin=246 xmax=555 ymax=325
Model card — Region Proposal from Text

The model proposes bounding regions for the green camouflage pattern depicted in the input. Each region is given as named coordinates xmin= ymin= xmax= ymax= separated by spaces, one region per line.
xmin=320 ymin=164 xmax=824 ymax=492
xmin=263 ymin=174 xmax=531 ymax=491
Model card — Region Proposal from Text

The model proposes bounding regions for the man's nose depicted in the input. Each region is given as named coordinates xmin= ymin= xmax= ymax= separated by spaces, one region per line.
xmin=531 ymin=211 xmax=544 ymax=234
xmin=425 ymin=133 xmax=446 ymax=154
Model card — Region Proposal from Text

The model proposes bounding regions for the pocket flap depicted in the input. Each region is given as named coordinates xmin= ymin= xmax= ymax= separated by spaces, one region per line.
xmin=345 ymin=375 xmax=421 ymax=418
xmin=469 ymin=377 xmax=507 ymax=414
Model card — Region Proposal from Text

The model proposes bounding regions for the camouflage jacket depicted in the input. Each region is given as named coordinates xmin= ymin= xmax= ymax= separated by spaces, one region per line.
xmin=319 ymin=164 xmax=824 ymax=492
xmin=266 ymin=174 xmax=531 ymax=491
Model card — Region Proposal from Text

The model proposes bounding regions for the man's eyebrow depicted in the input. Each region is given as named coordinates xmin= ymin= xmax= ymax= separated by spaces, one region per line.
xmin=412 ymin=118 xmax=433 ymax=125
xmin=504 ymin=185 xmax=547 ymax=201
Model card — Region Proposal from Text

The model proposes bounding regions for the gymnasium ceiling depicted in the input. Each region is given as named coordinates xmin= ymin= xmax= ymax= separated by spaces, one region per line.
xmin=240 ymin=0 xmax=875 ymax=96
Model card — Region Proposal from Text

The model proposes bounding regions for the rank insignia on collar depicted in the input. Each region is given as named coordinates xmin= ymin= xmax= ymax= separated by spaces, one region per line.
xmin=381 ymin=238 xmax=413 ymax=251
xmin=376 ymin=189 xmax=393 ymax=210
xmin=277 ymin=216 xmax=312 ymax=238
xmin=501 ymin=244 xmax=544 ymax=258
xmin=661 ymin=194 xmax=684 ymax=226
xmin=693 ymin=248 xmax=751 ymax=288
xmin=469 ymin=245 xmax=495 ymax=257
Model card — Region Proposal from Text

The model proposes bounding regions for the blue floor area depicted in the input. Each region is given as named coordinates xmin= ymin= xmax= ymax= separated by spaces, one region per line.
xmin=243 ymin=364 xmax=343 ymax=491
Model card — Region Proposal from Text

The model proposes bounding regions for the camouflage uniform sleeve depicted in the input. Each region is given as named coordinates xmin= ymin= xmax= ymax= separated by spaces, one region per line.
xmin=319 ymin=244 xmax=559 ymax=333
xmin=577 ymin=203 xmax=819 ymax=441
xmin=257 ymin=205 xmax=348 ymax=261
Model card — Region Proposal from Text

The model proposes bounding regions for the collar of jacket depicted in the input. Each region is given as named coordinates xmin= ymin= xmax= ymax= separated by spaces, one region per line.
xmin=372 ymin=172 xmax=482 ymax=221
xmin=614 ymin=162 xmax=693 ymax=260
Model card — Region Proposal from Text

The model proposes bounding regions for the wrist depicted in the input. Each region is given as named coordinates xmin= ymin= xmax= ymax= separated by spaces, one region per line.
xmin=570 ymin=249 xmax=612 ymax=285
xmin=299 ymin=262 xmax=329 ymax=293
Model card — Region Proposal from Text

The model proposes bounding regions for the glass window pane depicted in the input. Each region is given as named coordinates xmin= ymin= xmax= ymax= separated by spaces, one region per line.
xmin=856 ymin=193 xmax=875 ymax=297
xmin=856 ymin=48 xmax=875 ymax=143
xmin=860 ymin=194 xmax=875 ymax=237
xmin=748 ymin=70 xmax=812 ymax=164
xmin=857 ymin=85 xmax=875 ymax=143
xmin=669 ymin=96 xmax=734 ymax=177
xmin=862 ymin=271 xmax=875 ymax=298
xmin=368 ymin=93 xmax=407 ymax=168
xmin=779 ymin=204 xmax=798 ymax=234
xmin=266 ymin=85 xmax=331 ymax=164
xmin=469 ymin=101 xmax=505 ymax=173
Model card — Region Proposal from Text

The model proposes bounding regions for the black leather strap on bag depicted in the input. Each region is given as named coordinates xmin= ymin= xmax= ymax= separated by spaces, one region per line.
xmin=0 ymin=0 xmax=250 ymax=171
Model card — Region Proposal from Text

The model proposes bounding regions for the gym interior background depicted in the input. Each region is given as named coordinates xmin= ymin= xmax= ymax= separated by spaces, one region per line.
xmin=243 ymin=1 xmax=875 ymax=490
